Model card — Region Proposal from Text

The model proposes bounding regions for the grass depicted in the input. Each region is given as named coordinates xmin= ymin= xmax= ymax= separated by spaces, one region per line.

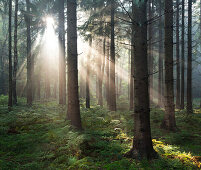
xmin=0 ymin=95 xmax=201 ymax=169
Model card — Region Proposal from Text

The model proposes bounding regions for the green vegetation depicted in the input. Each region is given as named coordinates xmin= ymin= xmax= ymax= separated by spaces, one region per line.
xmin=0 ymin=95 xmax=201 ymax=169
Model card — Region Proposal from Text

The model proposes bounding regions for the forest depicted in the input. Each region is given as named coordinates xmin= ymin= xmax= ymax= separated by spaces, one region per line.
xmin=1 ymin=0 xmax=201 ymax=169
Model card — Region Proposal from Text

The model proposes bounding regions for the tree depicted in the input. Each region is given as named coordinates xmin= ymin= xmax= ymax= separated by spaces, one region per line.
xmin=158 ymin=0 xmax=163 ymax=107
xmin=125 ymin=0 xmax=157 ymax=159
xmin=181 ymin=0 xmax=185 ymax=109
xmin=187 ymin=0 xmax=193 ymax=114
xmin=13 ymin=0 xmax=18 ymax=105
xmin=109 ymin=0 xmax=116 ymax=111
xmin=176 ymin=0 xmax=181 ymax=109
xmin=25 ymin=0 xmax=32 ymax=106
xmin=161 ymin=0 xmax=177 ymax=131
xmin=66 ymin=0 xmax=82 ymax=129
xmin=58 ymin=0 xmax=66 ymax=105
xmin=8 ymin=0 xmax=12 ymax=109
xmin=129 ymin=35 xmax=134 ymax=111
xmin=86 ymin=36 xmax=92 ymax=109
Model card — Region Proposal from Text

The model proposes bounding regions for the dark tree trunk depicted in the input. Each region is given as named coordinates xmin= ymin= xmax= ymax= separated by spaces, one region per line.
xmin=66 ymin=0 xmax=82 ymax=129
xmin=13 ymin=0 xmax=18 ymax=105
xmin=86 ymin=37 xmax=92 ymax=108
xmin=181 ymin=0 xmax=185 ymax=109
xmin=126 ymin=0 xmax=157 ymax=160
xmin=129 ymin=35 xmax=134 ymax=111
xmin=109 ymin=0 xmax=116 ymax=111
xmin=158 ymin=0 xmax=163 ymax=107
xmin=187 ymin=0 xmax=193 ymax=114
xmin=59 ymin=0 xmax=66 ymax=105
xmin=8 ymin=0 xmax=12 ymax=109
xmin=176 ymin=0 xmax=181 ymax=109
xmin=26 ymin=0 xmax=32 ymax=106
xmin=161 ymin=0 xmax=177 ymax=131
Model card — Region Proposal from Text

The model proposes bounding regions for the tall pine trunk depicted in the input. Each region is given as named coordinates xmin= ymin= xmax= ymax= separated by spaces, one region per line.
xmin=66 ymin=0 xmax=82 ymax=129
xmin=176 ymin=0 xmax=181 ymax=109
xmin=13 ymin=0 xmax=18 ymax=105
xmin=105 ymin=39 xmax=110 ymax=105
xmin=181 ymin=0 xmax=185 ymax=109
xmin=129 ymin=33 xmax=134 ymax=111
xmin=187 ymin=0 xmax=193 ymax=114
xmin=125 ymin=0 xmax=157 ymax=160
xmin=26 ymin=0 xmax=32 ymax=106
xmin=148 ymin=0 xmax=153 ymax=103
xmin=86 ymin=37 xmax=92 ymax=108
xmin=161 ymin=0 xmax=177 ymax=131
xmin=109 ymin=0 xmax=116 ymax=111
xmin=8 ymin=0 xmax=12 ymax=109
xmin=59 ymin=0 xmax=66 ymax=105
xmin=158 ymin=0 xmax=163 ymax=107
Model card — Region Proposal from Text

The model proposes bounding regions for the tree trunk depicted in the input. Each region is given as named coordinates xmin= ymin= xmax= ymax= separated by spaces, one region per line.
xmin=105 ymin=39 xmax=110 ymax=106
xmin=86 ymin=37 xmax=92 ymax=108
xmin=109 ymin=0 xmax=116 ymax=111
xmin=181 ymin=0 xmax=185 ymax=109
xmin=158 ymin=0 xmax=163 ymax=107
xmin=125 ymin=0 xmax=157 ymax=160
xmin=129 ymin=35 xmax=134 ymax=111
xmin=8 ymin=0 xmax=12 ymax=109
xmin=176 ymin=0 xmax=181 ymax=109
xmin=13 ymin=0 xmax=18 ymax=105
xmin=26 ymin=0 xmax=32 ymax=106
xmin=148 ymin=0 xmax=153 ymax=104
xmin=59 ymin=0 xmax=66 ymax=105
xmin=67 ymin=0 xmax=82 ymax=129
xmin=161 ymin=0 xmax=177 ymax=131
xmin=187 ymin=0 xmax=193 ymax=114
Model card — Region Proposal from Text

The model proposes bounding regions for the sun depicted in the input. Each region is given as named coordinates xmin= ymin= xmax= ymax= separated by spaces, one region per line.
xmin=45 ymin=16 xmax=55 ymax=27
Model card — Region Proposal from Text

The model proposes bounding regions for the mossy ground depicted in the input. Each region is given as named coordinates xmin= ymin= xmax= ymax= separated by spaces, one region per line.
xmin=0 ymin=95 xmax=201 ymax=169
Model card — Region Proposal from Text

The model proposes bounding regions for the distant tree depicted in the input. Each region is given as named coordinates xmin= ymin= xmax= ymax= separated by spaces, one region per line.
xmin=58 ymin=0 xmax=66 ymax=105
xmin=125 ymin=0 xmax=157 ymax=159
xmin=109 ymin=0 xmax=116 ymax=111
xmin=13 ymin=0 xmax=18 ymax=105
xmin=161 ymin=0 xmax=177 ymax=131
xmin=158 ymin=0 xmax=163 ymax=107
xmin=25 ymin=0 xmax=32 ymax=106
xmin=86 ymin=36 xmax=92 ymax=109
xmin=187 ymin=0 xmax=193 ymax=114
xmin=176 ymin=0 xmax=181 ymax=109
xmin=8 ymin=0 xmax=12 ymax=110
xmin=66 ymin=0 xmax=82 ymax=129
xmin=181 ymin=0 xmax=185 ymax=109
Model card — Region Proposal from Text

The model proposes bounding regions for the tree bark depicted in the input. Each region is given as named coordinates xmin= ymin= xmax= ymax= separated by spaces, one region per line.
xmin=26 ymin=0 xmax=32 ymax=106
xmin=59 ymin=0 xmax=66 ymax=105
xmin=181 ymin=0 xmax=185 ymax=109
xmin=13 ymin=0 xmax=18 ymax=105
xmin=109 ymin=0 xmax=116 ymax=111
xmin=8 ymin=0 xmax=12 ymax=109
xmin=187 ymin=0 xmax=193 ymax=114
xmin=148 ymin=0 xmax=153 ymax=104
xmin=176 ymin=0 xmax=181 ymax=109
xmin=158 ymin=0 xmax=163 ymax=107
xmin=105 ymin=39 xmax=110 ymax=106
xmin=129 ymin=35 xmax=134 ymax=111
xmin=125 ymin=0 xmax=157 ymax=160
xmin=161 ymin=0 xmax=177 ymax=131
xmin=86 ymin=37 xmax=92 ymax=108
xmin=67 ymin=0 xmax=82 ymax=129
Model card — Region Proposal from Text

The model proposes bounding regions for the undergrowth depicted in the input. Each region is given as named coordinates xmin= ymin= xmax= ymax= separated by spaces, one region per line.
xmin=0 ymin=95 xmax=201 ymax=169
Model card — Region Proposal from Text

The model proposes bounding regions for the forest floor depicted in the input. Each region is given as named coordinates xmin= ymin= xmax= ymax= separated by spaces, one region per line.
xmin=0 ymin=96 xmax=201 ymax=169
